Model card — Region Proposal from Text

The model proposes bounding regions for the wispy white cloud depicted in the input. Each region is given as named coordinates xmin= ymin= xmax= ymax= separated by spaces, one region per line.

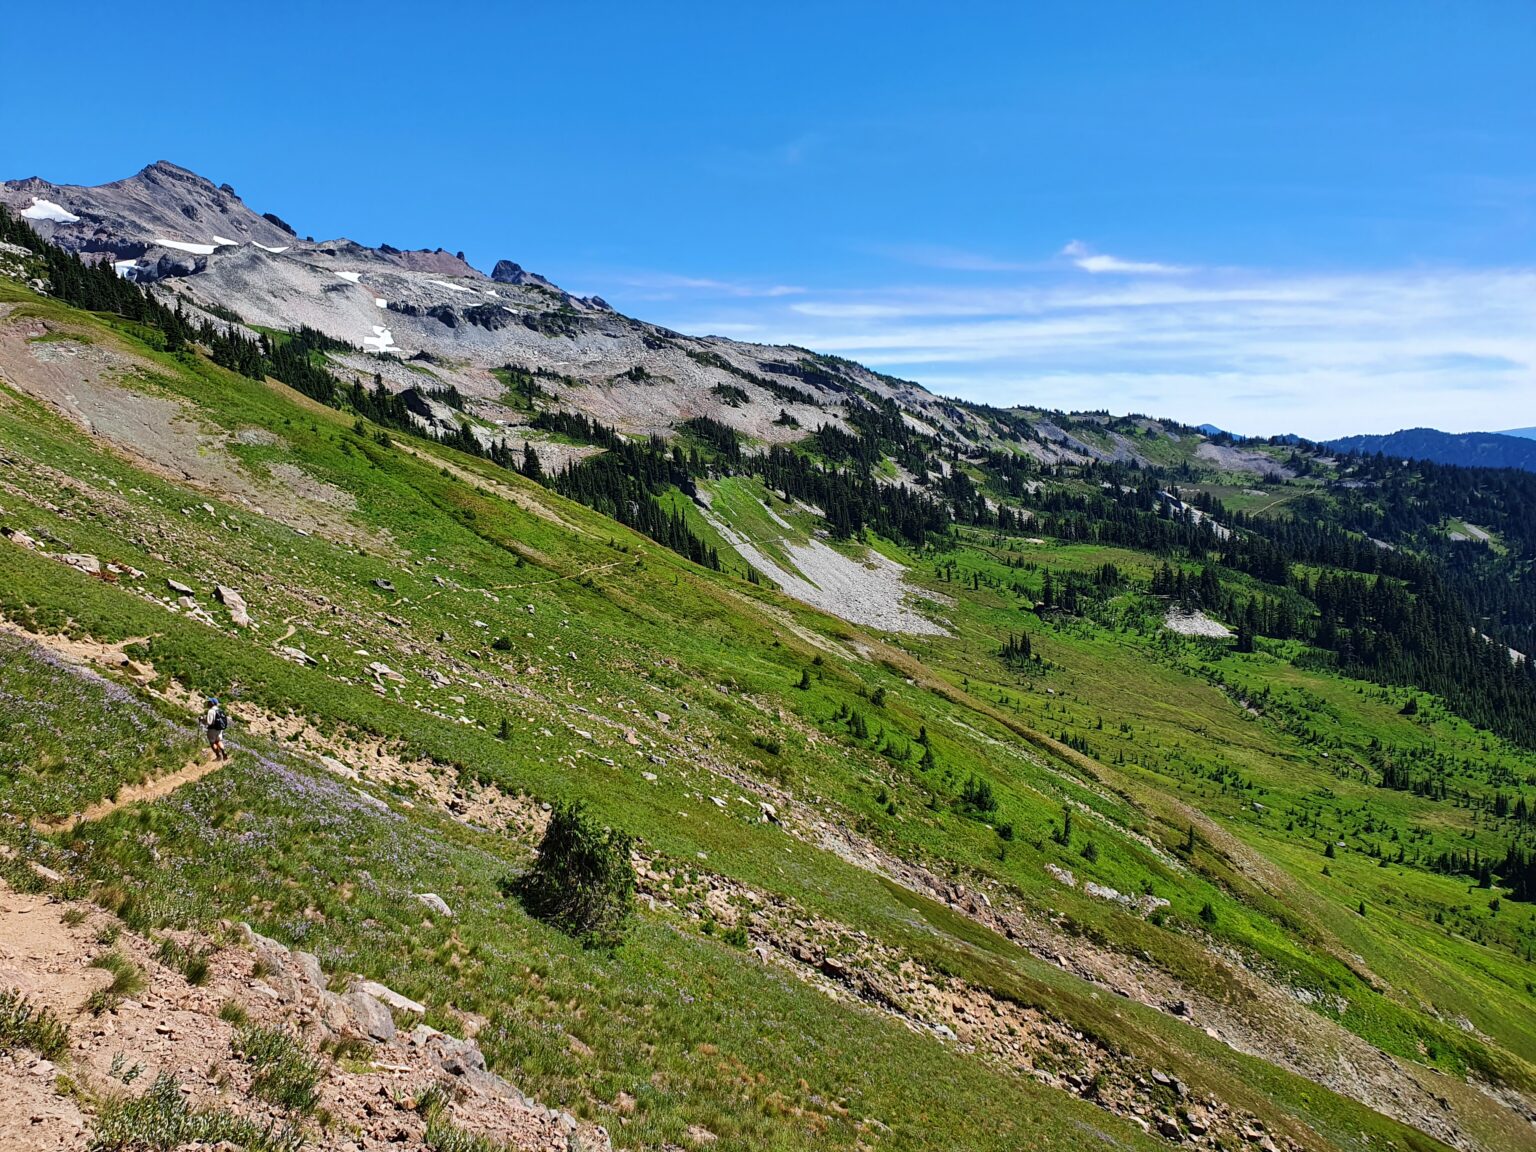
xmin=643 ymin=260 xmax=1536 ymax=438
xmin=607 ymin=272 xmax=806 ymax=300
xmin=1062 ymin=239 xmax=1188 ymax=275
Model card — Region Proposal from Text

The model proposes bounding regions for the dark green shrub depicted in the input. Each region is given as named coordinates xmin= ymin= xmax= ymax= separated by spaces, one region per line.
xmin=510 ymin=801 xmax=636 ymax=948
xmin=959 ymin=775 xmax=996 ymax=815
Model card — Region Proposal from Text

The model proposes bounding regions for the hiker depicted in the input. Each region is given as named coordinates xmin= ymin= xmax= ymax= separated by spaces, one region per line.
xmin=203 ymin=697 xmax=230 ymax=761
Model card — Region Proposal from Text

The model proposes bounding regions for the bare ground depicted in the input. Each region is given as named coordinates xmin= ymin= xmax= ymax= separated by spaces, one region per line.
xmin=700 ymin=505 xmax=948 ymax=636
xmin=0 ymin=307 xmax=385 ymax=549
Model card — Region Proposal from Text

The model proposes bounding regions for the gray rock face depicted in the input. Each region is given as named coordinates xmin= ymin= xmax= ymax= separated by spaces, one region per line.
xmin=340 ymin=989 xmax=396 ymax=1042
xmin=289 ymin=950 xmax=327 ymax=994
xmin=166 ymin=578 xmax=195 ymax=596
xmin=491 ymin=259 xmax=555 ymax=289
xmin=1 ymin=162 xmax=298 ymax=272
xmin=3 ymin=158 xmax=1064 ymax=510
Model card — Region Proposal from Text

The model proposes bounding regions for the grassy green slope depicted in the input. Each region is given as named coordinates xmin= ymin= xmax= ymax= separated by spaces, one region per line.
xmin=0 ymin=280 xmax=1531 ymax=1151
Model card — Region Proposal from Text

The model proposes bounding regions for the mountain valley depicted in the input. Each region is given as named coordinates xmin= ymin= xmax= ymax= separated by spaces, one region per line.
xmin=0 ymin=163 xmax=1534 ymax=1152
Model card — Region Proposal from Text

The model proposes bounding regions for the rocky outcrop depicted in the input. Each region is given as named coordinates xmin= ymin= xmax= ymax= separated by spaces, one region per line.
xmin=213 ymin=583 xmax=251 ymax=627
xmin=1 ymin=161 xmax=295 ymax=274
xmin=491 ymin=259 xmax=555 ymax=289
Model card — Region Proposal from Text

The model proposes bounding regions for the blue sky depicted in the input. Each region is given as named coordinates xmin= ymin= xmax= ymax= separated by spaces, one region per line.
xmin=6 ymin=1 xmax=1535 ymax=437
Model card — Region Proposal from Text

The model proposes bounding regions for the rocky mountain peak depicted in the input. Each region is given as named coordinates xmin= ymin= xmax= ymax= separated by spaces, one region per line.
xmin=491 ymin=259 xmax=554 ymax=289
xmin=135 ymin=160 xmax=219 ymax=189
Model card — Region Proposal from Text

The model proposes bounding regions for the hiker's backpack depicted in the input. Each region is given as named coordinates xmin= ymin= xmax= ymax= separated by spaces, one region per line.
xmin=210 ymin=706 xmax=229 ymax=732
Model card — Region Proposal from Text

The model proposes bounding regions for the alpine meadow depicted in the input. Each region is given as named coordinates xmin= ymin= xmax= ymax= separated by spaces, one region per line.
xmin=1 ymin=11 xmax=1536 ymax=1152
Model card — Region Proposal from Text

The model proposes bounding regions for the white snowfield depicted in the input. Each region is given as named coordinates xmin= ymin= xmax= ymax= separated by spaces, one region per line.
xmin=335 ymin=271 xmax=363 ymax=284
xmin=212 ymin=235 xmax=239 ymax=247
xmin=155 ymin=238 xmax=219 ymax=255
xmin=20 ymin=198 xmax=80 ymax=223
xmin=374 ymin=297 xmax=388 ymax=308
xmin=428 ymin=280 xmax=475 ymax=293
xmin=363 ymin=325 xmax=398 ymax=354
xmin=252 ymin=242 xmax=291 ymax=254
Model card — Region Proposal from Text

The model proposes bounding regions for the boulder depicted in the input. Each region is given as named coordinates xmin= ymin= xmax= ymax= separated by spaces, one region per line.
xmin=214 ymin=584 xmax=251 ymax=626
xmin=61 ymin=553 xmax=101 ymax=575
xmin=351 ymin=788 xmax=390 ymax=812
xmin=341 ymin=989 xmax=396 ymax=1041
xmin=358 ymin=979 xmax=425 ymax=1016
xmin=319 ymin=990 xmax=351 ymax=1035
xmin=414 ymin=892 xmax=454 ymax=918
xmin=167 ymin=578 xmax=195 ymax=596
xmin=289 ymin=950 xmax=327 ymax=993
xmin=1 ymin=527 xmax=38 ymax=550
xmin=318 ymin=754 xmax=358 ymax=780
xmin=372 ymin=578 xmax=396 ymax=591
xmin=278 ymin=646 xmax=317 ymax=666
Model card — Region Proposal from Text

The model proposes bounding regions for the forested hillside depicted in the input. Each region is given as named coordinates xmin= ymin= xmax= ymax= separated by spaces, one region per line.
xmin=1329 ymin=427 xmax=1536 ymax=473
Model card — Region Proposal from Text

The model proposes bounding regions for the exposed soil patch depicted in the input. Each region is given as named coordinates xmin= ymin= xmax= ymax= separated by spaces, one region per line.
xmin=0 ymin=880 xmax=598 ymax=1151
xmin=1194 ymin=443 xmax=1295 ymax=479
xmin=0 ymin=314 xmax=381 ymax=547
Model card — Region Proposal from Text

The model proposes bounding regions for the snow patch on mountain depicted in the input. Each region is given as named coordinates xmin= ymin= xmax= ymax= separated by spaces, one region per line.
xmin=363 ymin=325 xmax=398 ymax=354
xmin=156 ymin=238 xmax=218 ymax=255
xmin=212 ymin=235 xmax=239 ymax=247
xmin=252 ymin=242 xmax=290 ymax=254
xmin=336 ymin=271 xmax=363 ymax=284
xmin=20 ymin=198 xmax=79 ymax=223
